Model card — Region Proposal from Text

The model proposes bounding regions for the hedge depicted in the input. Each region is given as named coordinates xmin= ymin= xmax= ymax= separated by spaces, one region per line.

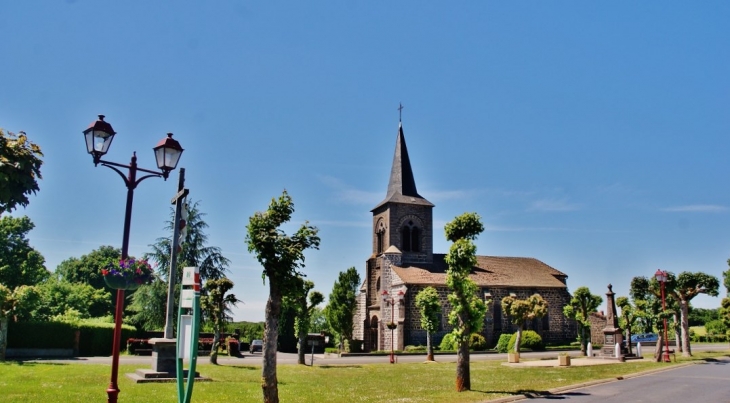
xmin=7 ymin=320 xmax=137 ymax=356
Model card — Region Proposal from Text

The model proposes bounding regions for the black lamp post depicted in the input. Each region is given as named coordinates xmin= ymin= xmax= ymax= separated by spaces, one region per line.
xmin=654 ymin=269 xmax=671 ymax=363
xmin=83 ymin=115 xmax=183 ymax=403
xmin=381 ymin=290 xmax=404 ymax=364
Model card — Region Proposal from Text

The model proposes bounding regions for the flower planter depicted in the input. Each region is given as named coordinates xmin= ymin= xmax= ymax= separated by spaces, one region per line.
xmin=104 ymin=275 xmax=142 ymax=291
xmin=507 ymin=352 xmax=520 ymax=363
xmin=559 ymin=355 xmax=571 ymax=366
xmin=386 ymin=323 xmax=398 ymax=330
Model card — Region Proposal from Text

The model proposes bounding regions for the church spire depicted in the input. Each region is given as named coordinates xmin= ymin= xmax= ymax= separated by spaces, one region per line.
xmin=372 ymin=118 xmax=433 ymax=211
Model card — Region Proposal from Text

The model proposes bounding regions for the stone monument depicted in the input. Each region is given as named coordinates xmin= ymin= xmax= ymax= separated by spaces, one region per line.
xmin=600 ymin=284 xmax=626 ymax=360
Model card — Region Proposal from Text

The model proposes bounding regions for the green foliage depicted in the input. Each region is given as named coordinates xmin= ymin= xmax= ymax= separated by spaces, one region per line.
xmin=7 ymin=321 xmax=76 ymax=349
xmin=704 ymin=319 xmax=727 ymax=336
xmin=563 ymin=286 xmax=602 ymax=354
xmin=438 ymin=332 xmax=486 ymax=351
xmin=444 ymin=212 xmax=484 ymax=243
xmin=0 ymin=216 xmax=48 ymax=290
xmin=308 ymin=306 xmax=328 ymax=334
xmin=439 ymin=333 xmax=458 ymax=351
xmin=415 ymin=287 xmax=441 ymax=334
xmin=55 ymin=245 xmax=120 ymax=290
xmin=325 ymin=267 xmax=361 ymax=344
xmin=496 ymin=333 xmax=512 ymax=353
xmin=77 ymin=321 xmax=137 ymax=356
xmin=200 ymin=277 xmax=240 ymax=362
xmin=444 ymin=237 xmax=487 ymax=341
xmin=226 ymin=321 xmax=264 ymax=343
xmin=507 ymin=330 xmax=544 ymax=351
xmin=34 ymin=277 xmax=111 ymax=320
xmin=0 ymin=128 xmax=43 ymax=215
xmin=687 ymin=307 xmax=720 ymax=327
xmin=501 ymin=294 xmax=548 ymax=352
xmin=469 ymin=333 xmax=487 ymax=351
xmin=132 ymin=200 xmax=231 ymax=331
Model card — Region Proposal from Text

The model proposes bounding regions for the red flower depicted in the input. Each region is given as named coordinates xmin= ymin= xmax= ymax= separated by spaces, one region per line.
xmin=101 ymin=269 xmax=109 ymax=275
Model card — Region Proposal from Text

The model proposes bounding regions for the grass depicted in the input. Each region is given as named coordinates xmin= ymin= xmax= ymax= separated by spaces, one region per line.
xmin=0 ymin=351 xmax=727 ymax=403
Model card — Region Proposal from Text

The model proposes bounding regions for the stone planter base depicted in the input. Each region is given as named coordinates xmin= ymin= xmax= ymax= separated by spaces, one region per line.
xmin=508 ymin=352 xmax=520 ymax=363
xmin=559 ymin=355 xmax=571 ymax=366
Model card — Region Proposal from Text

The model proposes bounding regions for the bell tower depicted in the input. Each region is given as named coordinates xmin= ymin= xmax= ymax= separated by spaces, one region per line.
xmin=371 ymin=121 xmax=434 ymax=265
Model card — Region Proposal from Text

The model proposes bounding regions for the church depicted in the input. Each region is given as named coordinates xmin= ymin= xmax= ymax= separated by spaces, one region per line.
xmin=352 ymin=121 xmax=576 ymax=351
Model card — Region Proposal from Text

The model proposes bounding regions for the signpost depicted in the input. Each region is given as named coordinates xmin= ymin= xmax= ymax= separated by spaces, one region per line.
xmin=176 ymin=266 xmax=201 ymax=403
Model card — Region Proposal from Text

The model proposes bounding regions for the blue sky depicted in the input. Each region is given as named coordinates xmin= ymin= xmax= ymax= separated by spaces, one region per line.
xmin=2 ymin=2 xmax=729 ymax=322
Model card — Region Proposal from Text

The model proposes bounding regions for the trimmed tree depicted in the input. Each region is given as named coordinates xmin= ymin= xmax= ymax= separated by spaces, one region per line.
xmin=501 ymin=294 xmax=548 ymax=353
xmin=291 ymin=278 xmax=324 ymax=364
xmin=616 ymin=296 xmax=641 ymax=355
xmin=563 ymin=286 xmax=602 ymax=356
xmin=246 ymin=191 xmax=320 ymax=403
xmin=415 ymin=286 xmax=441 ymax=361
xmin=444 ymin=212 xmax=487 ymax=392
xmin=201 ymin=278 xmax=240 ymax=364
xmin=665 ymin=271 xmax=719 ymax=357
xmin=325 ymin=267 xmax=361 ymax=351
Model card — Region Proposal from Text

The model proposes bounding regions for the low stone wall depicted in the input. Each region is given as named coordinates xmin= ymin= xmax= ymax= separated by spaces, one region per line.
xmin=6 ymin=348 xmax=74 ymax=358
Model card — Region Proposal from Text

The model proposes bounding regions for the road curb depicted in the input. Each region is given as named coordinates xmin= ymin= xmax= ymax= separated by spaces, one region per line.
xmin=482 ymin=361 xmax=697 ymax=403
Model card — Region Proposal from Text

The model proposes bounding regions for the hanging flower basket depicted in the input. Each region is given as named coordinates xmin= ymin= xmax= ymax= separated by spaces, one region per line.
xmin=386 ymin=322 xmax=398 ymax=330
xmin=102 ymin=258 xmax=155 ymax=290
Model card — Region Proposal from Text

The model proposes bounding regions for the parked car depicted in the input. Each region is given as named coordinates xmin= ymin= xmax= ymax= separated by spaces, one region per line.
xmin=249 ymin=339 xmax=263 ymax=354
xmin=630 ymin=333 xmax=658 ymax=343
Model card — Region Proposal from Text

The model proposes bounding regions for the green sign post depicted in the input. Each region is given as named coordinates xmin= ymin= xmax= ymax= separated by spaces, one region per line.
xmin=176 ymin=266 xmax=201 ymax=403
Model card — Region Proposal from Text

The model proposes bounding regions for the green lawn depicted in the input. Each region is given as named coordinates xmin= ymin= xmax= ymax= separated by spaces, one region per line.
xmin=0 ymin=352 xmax=726 ymax=403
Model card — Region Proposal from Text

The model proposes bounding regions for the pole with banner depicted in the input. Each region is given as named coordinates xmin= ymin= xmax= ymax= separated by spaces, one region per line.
xmin=176 ymin=266 xmax=201 ymax=403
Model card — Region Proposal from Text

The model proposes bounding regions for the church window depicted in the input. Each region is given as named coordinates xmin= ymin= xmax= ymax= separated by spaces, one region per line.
xmin=541 ymin=312 xmax=549 ymax=331
xmin=376 ymin=221 xmax=386 ymax=254
xmin=401 ymin=220 xmax=420 ymax=252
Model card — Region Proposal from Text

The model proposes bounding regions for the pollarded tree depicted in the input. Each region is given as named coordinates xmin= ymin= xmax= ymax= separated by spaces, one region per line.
xmin=665 ymin=271 xmax=719 ymax=357
xmin=629 ymin=276 xmax=676 ymax=360
xmin=246 ymin=191 xmax=320 ymax=403
xmin=616 ymin=296 xmax=641 ymax=355
xmin=325 ymin=267 xmax=361 ymax=351
xmin=0 ymin=128 xmax=43 ymax=215
xmin=201 ymin=277 xmax=240 ymax=364
xmin=501 ymin=294 xmax=548 ymax=353
xmin=444 ymin=212 xmax=487 ymax=392
xmin=415 ymin=286 xmax=441 ymax=361
xmin=291 ymin=277 xmax=324 ymax=365
xmin=721 ymin=267 xmax=730 ymax=331
xmin=563 ymin=286 xmax=602 ymax=356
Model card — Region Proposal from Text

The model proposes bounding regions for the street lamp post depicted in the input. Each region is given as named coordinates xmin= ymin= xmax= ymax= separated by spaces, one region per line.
xmin=84 ymin=115 xmax=183 ymax=403
xmin=654 ymin=269 xmax=671 ymax=363
xmin=381 ymin=290 xmax=404 ymax=364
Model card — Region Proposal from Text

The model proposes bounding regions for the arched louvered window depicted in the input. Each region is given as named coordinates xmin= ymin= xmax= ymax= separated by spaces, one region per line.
xmin=401 ymin=220 xmax=420 ymax=252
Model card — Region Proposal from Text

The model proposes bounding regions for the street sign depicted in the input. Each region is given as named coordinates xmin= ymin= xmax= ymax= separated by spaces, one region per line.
xmin=182 ymin=267 xmax=198 ymax=286
xmin=181 ymin=289 xmax=194 ymax=308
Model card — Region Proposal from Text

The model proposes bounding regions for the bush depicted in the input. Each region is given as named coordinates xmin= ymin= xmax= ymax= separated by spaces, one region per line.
xmin=345 ymin=339 xmax=363 ymax=353
xmin=507 ymin=330 xmax=544 ymax=352
xmin=496 ymin=333 xmax=512 ymax=353
xmin=439 ymin=333 xmax=488 ymax=351
xmin=7 ymin=321 xmax=77 ymax=349
xmin=469 ymin=333 xmax=487 ymax=351
xmin=439 ymin=333 xmax=458 ymax=351
xmin=404 ymin=345 xmax=426 ymax=352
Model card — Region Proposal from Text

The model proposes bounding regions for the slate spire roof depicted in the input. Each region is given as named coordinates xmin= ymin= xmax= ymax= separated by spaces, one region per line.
xmin=372 ymin=122 xmax=434 ymax=210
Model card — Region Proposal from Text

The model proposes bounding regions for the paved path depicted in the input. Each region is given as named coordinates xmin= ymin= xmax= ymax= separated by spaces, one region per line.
xmin=502 ymin=356 xmax=730 ymax=403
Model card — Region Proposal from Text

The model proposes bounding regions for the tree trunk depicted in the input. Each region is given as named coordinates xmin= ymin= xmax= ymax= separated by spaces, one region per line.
xmin=673 ymin=313 xmax=682 ymax=352
xmin=426 ymin=331 xmax=434 ymax=361
xmin=679 ymin=300 xmax=691 ymax=357
xmin=0 ymin=316 xmax=7 ymax=362
xmin=297 ymin=327 xmax=306 ymax=365
xmin=514 ymin=327 xmax=523 ymax=353
xmin=262 ymin=282 xmax=282 ymax=403
xmin=210 ymin=327 xmax=220 ymax=364
xmin=455 ymin=335 xmax=471 ymax=392
xmin=579 ymin=323 xmax=587 ymax=356
xmin=626 ymin=328 xmax=632 ymax=355
xmin=654 ymin=333 xmax=664 ymax=362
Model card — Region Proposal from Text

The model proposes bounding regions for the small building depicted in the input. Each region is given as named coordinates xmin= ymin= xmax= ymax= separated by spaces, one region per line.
xmin=353 ymin=121 xmax=576 ymax=351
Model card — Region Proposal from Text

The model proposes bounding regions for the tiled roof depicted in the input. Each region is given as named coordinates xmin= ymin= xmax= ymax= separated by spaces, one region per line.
xmin=390 ymin=254 xmax=568 ymax=288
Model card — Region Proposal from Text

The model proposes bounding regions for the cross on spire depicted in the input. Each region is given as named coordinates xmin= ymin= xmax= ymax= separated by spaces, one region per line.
xmin=398 ymin=103 xmax=404 ymax=122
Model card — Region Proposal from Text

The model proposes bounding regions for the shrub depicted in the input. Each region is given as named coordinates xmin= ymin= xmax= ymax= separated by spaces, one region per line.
xmin=439 ymin=333 xmax=488 ymax=351
xmin=345 ymin=339 xmax=363 ymax=353
xmin=439 ymin=333 xmax=458 ymax=351
xmin=469 ymin=333 xmax=487 ymax=351
xmin=404 ymin=345 xmax=426 ymax=352
xmin=507 ymin=330 xmax=544 ymax=352
xmin=496 ymin=333 xmax=512 ymax=353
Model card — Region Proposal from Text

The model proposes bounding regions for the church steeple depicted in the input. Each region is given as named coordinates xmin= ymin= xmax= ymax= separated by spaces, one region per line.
xmin=372 ymin=122 xmax=434 ymax=210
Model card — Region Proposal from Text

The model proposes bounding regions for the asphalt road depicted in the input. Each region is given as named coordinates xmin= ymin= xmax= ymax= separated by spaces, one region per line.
xmin=23 ymin=343 xmax=728 ymax=367
xmin=514 ymin=356 xmax=730 ymax=402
